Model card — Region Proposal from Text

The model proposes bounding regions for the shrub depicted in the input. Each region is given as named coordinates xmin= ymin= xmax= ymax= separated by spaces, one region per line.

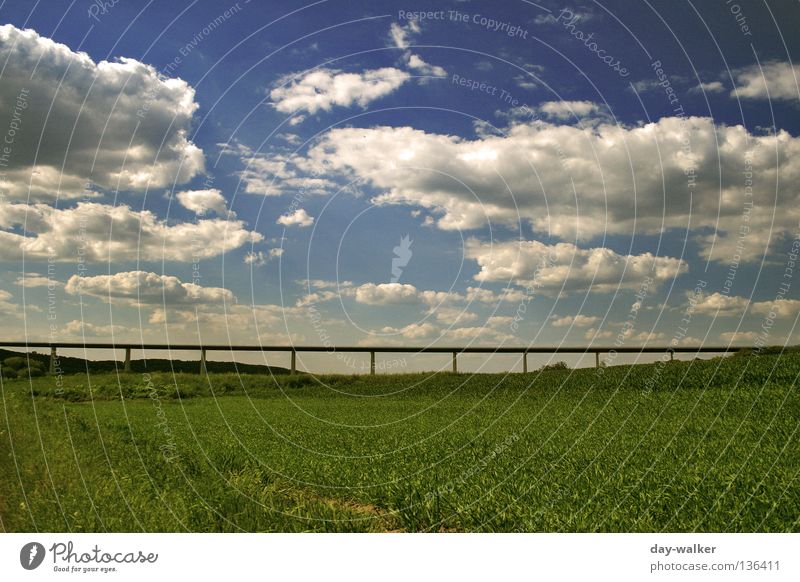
xmin=24 ymin=367 xmax=45 ymax=378
xmin=1 ymin=367 xmax=18 ymax=379
xmin=3 ymin=356 xmax=46 ymax=372
xmin=3 ymin=356 xmax=28 ymax=370
xmin=539 ymin=361 xmax=570 ymax=372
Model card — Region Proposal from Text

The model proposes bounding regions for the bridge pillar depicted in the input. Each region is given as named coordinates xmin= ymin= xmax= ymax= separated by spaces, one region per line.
xmin=370 ymin=351 xmax=375 ymax=375
xmin=124 ymin=348 xmax=131 ymax=373
xmin=290 ymin=350 xmax=296 ymax=375
xmin=523 ymin=353 xmax=527 ymax=373
xmin=452 ymin=351 xmax=458 ymax=374
xmin=200 ymin=348 xmax=207 ymax=375
xmin=49 ymin=346 xmax=57 ymax=375
xmin=595 ymin=352 xmax=600 ymax=368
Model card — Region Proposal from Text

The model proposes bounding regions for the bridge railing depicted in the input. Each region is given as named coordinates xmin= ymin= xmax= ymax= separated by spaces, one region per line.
xmin=0 ymin=341 xmax=743 ymax=375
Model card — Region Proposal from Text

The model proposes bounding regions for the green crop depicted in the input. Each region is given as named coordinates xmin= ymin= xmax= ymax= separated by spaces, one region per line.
xmin=1 ymin=352 xmax=797 ymax=532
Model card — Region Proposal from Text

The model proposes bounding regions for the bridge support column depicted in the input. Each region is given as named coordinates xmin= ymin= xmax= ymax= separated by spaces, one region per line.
xmin=200 ymin=348 xmax=207 ymax=375
xmin=595 ymin=352 xmax=600 ymax=368
xmin=523 ymin=353 xmax=527 ymax=373
xmin=290 ymin=350 xmax=296 ymax=375
xmin=452 ymin=351 xmax=458 ymax=374
xmin=370 ymin=351 xmax=375 ymax=375
xmin=124 ymin=348 xmax=131 ymax=373
xmin=49 ymin=346 xmax=57 ymax=375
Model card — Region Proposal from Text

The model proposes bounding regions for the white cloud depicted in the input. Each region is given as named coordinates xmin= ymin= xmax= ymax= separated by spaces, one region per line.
xmin=551 ymin=314 xmax=599 ymax=327
xmin=298 ymin=116 xmax=800 ymax=263
xmin=270 ymin=67 xmax=410 ymax=114
xmin=223 ymin=143 xmax=336 ymax=197
xmin=0 ymin=24 xmax=204 ymax=201
xmin=691 ymin=292 xmax=750 ymax=317
xmin=0 ymin=290 xmax=19 ymax=315
xmin=381 ymin=321 xmax=438 ymax=339
xmin=428 ymin=306 xmax=479 ymax=325
xmin=176 ymin=189 xmax=229 ymax=216
xmin=751 ymin=298 xmax=800 ymax=319
xmin=584 ymin=327 xmax=615 ymax=340
xmin=0 ymin=202 xmax=261 ymax=262
xmin=733 ymin=61 xmax=799 ymax=100
xmin=388 ymin=21 xmax=447 ymax=82
xmin=690 ymin=81 xmax=725 ymax=94
xmin=65 ymin=271 xmax=236 ymax=307
xmin=720 ymin=331 xmax=760 ymax=344
xmin=439 ymin=325 xmax=514 ymax=343
xmin=15 ymin=273 xmax=60 ymax=288
xmin=64 ymin=320 xmax=132 ymax=337
xmin=537 ymin=100 xmax=606 ymax=120
xmin=389 ymin=21 xmax=420 ymax=50
xmin=407 ymin=54 xmax=447 ymax=79
xmin=277 ymin=208 xmax=314 ymax=227
xmin=465 ymin=239 xmax=686 ymax=294
xmin=244 ymin=248 xmax=283 ymax=266
xmin=355 ymin=283 xmax=419 ymax=305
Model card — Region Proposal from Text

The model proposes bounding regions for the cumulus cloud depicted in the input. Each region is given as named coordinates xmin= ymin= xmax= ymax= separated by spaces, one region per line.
xmin=299 ymin=116 xmax=800 ymax=262
xmin=269 ymin=67 xmax=410 ymax=114
xmin=64 ymin=320 xmax=132 ymax=337
xmin=690 ymin=81 xmax=725 ymax=94
xmin=733 ymin=61 xmax=799 ymax=100
xmin=720 ymin=330 xmax=761 ymax=344
xmin=751 ymin=298 xmax=800 ymax=319
xmin=465 ymin=239 xmax=686 ymax=294
xmin=551 ymin=314 xmax=599 ymax=327
xmin=244 ymin=248 xmax=283 ymax=266
xmin=389 ymin=21 xmax=420 ymax=50
xmin=0 ymin=24 xmax=204 ymax=201
xmin=0 ymin=202 xmax=261 ymax=262
xmin=176 ymin=189 xmax=229 ymax=216
xmin=381 ymin=321 xmax=438 ymax=339
xmin=389 ymin=21 xmax=447 ymax=82
xmin=277 ymin=208 xmax=314 ymax=227
xmin=355 ymin=282 xmax=420 ymax=305
xmin=223 ymin=143 xmax=337 ymax=197
xmin=0 ymin=290 xmax=19 ymax=315
xmin=407 ymin=54 xmax=447 ymax=79
xmin=691 ymin=292 xmax=750 ymax=317
xmin=65 ymin=271 xmax=235 ymax=306
xmin=537 ymin=100 xmax=606 ymax=120
xmin=15 ymin=273 xmax=60 ymax=287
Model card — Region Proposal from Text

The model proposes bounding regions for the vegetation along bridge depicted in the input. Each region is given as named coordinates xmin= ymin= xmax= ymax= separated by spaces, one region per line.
xmin=0 ymin=342 xmax=744 ymax=375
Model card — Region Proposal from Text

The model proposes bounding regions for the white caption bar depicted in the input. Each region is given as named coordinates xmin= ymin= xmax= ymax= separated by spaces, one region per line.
xmin=1 ymin=533 xmax=797 ymax=581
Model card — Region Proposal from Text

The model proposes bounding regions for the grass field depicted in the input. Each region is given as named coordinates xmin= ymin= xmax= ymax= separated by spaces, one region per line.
xmin=1 ymin=352 xmax=798 ymax=532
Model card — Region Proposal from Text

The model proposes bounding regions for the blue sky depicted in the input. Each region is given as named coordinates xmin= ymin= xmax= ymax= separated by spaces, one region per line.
xmin=0 ymin=1 xmax=798 ymax=372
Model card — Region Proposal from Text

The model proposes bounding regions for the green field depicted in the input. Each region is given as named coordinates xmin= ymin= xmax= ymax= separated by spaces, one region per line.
xmin=1 ymin=352 xmax=798 ymax=532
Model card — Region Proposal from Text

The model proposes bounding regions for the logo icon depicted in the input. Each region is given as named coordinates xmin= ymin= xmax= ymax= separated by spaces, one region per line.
xmin=20 ymin=542 xmax=46 ymax=570
xmin=390 ymin=235 xmax=413 ymax=283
